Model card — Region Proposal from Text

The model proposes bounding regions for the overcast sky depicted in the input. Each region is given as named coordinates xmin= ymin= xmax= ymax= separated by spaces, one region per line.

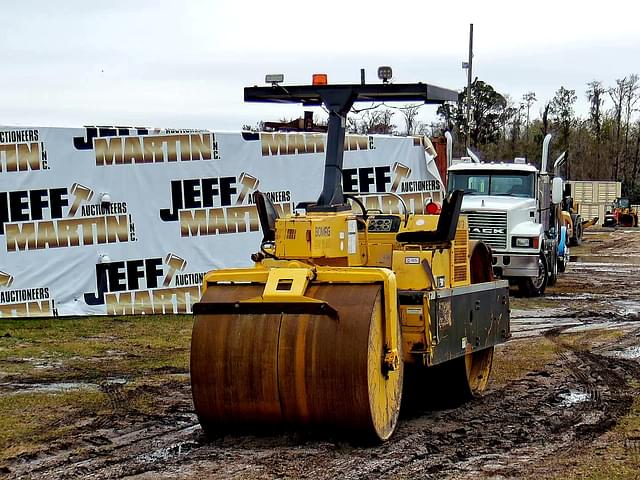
xmin=2 ymin=0 xmax=639 ymax=131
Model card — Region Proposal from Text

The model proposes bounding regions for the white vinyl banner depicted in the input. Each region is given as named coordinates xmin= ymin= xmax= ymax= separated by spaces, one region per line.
xmin=0 ymin=127 xmax=444 ymax=318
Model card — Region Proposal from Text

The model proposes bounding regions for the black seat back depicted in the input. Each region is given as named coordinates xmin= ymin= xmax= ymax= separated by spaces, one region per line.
xmin=436 ymin=189 xmax=464 ymax=242
xmin=395 ymin=190 xmax=464 ymax=244
xmin=254 ymin=191 xmax=279 ymax=242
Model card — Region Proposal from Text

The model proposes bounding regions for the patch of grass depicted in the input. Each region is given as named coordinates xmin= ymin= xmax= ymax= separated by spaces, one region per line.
xmin=127 ymin=390 xmax=158 ymax=416
xmin=619 ymin=391 xmax=640 ymax=441
xmin=0 ymin=315 xmax=194 ymax=465
xmin=561 ymin=329 xmax=626 ymax=351
xmin=0 ymin=389 xmax=108 ymax=462
xmin=0 ymin=315 xmax=192 ymax=381
xmin=491 ymin=337 xmax=559 ymax=387
xmin=509 ymin=296 xmax=562 ymax=309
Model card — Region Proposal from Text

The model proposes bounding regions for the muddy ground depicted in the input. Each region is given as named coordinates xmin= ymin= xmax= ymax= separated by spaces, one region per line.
xmin=1 ymin=229 xmax=639 ymax=479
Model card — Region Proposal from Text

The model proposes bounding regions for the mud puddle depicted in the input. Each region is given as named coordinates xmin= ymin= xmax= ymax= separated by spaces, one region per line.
xmin=0 ymin=381 xmax=99 ymax=395
xmin=606 ymin=345 xmax=640 ymax=360
xmin=558 ymin=389 xmax=591 ymax=407
xmin=569 ymin=254 xmax=640 ymax=264
xmin=0 ymin=377 xmax=129 ymax=396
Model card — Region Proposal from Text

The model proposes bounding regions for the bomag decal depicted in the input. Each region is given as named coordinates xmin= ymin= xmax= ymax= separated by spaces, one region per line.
xmin=83 ymin=254 xmax=205 ymax=315
xmin=315 ymin=226 xmax=331 ymax=237
xmin=0 ymin=270 xmax=56 ymax=317
xmin=159 ymin=173 xmax=292 ymax=237
xmin=0 ymin=129 xmax=47 ymax=173
xmin=261 ymin=133 xmax=373 ymax=156
xmin=0 ymin=184 xmax=134 ymax=252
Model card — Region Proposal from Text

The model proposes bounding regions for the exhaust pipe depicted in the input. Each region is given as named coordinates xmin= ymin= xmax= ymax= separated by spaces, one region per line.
xmin=445 ymin=131 xmax=453 ymax=168
xmin=553 ymin=151 xmax=567 ymax=176
xmin=466 ymin=147 xmax=481 ymax=163
xmin=541 ymin=134 xmax=552 ymax=174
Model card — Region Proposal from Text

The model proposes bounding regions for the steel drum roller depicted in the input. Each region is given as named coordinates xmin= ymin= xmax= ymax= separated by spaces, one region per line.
xmin=191 ymin=283 xmax=403 ymax=441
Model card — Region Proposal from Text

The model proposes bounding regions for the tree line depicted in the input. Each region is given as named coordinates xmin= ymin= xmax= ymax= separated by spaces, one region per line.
xmin=346 ymin=76 xmax=640 ymax=201
xmin=248 ymin=76 xmax=640 ymax=201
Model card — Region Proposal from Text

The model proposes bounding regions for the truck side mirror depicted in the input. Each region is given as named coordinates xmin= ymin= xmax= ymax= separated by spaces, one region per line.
xmin=552 ymin=177 xmax=563 ymax=204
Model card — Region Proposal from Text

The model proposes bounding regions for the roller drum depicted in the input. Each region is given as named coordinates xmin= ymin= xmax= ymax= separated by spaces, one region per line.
xmin=191 ymin=283 xmax=403 ymax=442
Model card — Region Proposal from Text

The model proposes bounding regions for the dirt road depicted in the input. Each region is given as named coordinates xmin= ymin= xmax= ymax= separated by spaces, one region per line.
xmin=2 ymin=229 xmax=639 ymax=479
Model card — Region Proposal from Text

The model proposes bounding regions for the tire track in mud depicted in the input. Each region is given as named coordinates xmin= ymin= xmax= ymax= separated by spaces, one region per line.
xmin=8 ymin=343 xmax=639 ymax=479
xmin=543 ymin=325 xmax=640 ymax=440
xmin=43 ymin=323 xmax=637 ymax=480
xmin=11 ymin=334 xmax=640 ymax=477
xmin=175 ymin=324 xmax=640 ymax=480
xmin=11 ymin=417 xmax=199 ymax=479
xmin=5 ymin=230 xmax=640 ymax=479
xmin=5 ymin=378 xmax=198 ymax=480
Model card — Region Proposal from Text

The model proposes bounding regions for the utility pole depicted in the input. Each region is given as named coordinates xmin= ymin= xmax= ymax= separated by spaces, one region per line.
xmin=465 ymin=24 xmax=473 ymax=150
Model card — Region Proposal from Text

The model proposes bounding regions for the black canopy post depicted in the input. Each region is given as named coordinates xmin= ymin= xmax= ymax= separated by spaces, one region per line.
xmin=316 ymin=89 xmax=356 ymax=208
xmin=244 ymin=82 xmax=458 ymax=211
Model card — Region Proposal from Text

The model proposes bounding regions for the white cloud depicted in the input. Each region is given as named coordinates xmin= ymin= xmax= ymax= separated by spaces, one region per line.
xmin=1 ymin=0 xmax=639 ymax=129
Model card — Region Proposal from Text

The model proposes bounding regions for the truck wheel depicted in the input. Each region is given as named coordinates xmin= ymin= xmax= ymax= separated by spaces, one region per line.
xmin=518 ymin=254 xmax=548 ymax=297
xmin=557 ymin=254 xmax=568 ymax=273
xmin=570 ymin=220 xmax=582 ymax=246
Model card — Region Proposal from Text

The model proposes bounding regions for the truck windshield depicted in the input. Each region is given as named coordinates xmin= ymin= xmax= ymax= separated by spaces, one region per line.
xmin=448 ymin=171 xmax=535 ymax=198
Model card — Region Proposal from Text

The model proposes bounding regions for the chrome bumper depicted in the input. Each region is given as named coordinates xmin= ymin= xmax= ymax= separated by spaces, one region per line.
xmin=492 ymin=253 xmax=539 ymax=278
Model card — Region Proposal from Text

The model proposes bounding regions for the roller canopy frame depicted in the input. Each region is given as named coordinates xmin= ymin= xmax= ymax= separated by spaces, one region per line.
xmin=244 ymin=83 xmax=459 ymax=106
xmin=244 ymin=82 xmax=458 ymax=210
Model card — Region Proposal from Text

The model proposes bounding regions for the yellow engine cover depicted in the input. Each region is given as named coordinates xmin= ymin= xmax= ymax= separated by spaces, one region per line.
xmin=275 ymin=213 xmax=359 ymax=260
xmin=392 ymin=250 xmax=449 ymax=290
xmin=390 ymin=216 xmax=470 ymax=290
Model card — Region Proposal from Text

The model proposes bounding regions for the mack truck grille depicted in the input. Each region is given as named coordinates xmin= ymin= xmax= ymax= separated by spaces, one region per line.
xmin=463 ymin=211 xmax=507 ymax=250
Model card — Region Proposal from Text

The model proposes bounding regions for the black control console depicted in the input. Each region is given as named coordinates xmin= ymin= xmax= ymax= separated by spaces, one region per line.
xmin=367 ymin=215 xmax=401 ymax=233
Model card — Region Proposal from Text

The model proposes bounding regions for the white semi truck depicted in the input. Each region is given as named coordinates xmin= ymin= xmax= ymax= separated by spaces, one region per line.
xmin=446 ymin=134 xmax=565 ymax=296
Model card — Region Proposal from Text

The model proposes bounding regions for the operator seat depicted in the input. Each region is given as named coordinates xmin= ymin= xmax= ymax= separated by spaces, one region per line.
xmin=396 ymin=190 xmax=464 ymax=243
xmin=254 ymin=190 xmax=279 ymax=242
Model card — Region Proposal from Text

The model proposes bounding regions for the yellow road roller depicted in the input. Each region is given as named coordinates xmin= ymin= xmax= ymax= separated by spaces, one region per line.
xmin=191 ymin=71 xmax=510 ymax=442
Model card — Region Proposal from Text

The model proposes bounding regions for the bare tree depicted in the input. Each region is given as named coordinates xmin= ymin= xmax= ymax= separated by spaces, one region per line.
xmin=522 ymin=92 xmax=537 ymax=141
xmin=609 ymin=77 xmax=628 ymax=178
xmin=348 ymin=108 xmax=396 ymax=135
xmin=622 ymin=74 xmax=640 ymax=181
xmin=550 ymin=87 xmax=577 ymax=178
xmin=586 ymin=80 xmax=606 ymax=172
xmin=540 ymin=102 xmax=551 ymax=137
xmin=397 ymin=104 xmax=422 ymax=136
xmin=632 ymin=121 xmax=640 ymax=187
